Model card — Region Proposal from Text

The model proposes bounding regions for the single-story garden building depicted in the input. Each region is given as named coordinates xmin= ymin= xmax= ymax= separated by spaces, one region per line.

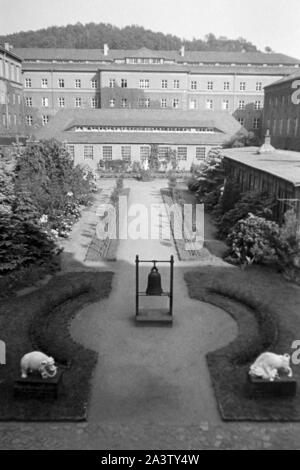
xmin=222 ymin=142 xmax=300 ymax=223
xmin=34 ymin=108 xmax=241 ymax=171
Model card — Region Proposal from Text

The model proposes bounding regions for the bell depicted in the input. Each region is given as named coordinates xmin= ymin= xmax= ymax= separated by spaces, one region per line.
xmin=146 ymin=265 xmax=163 ymax=296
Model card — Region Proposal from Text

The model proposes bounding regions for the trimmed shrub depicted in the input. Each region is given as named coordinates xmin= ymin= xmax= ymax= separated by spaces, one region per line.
xmin=227 ymin=214 xmax=280 ymax=266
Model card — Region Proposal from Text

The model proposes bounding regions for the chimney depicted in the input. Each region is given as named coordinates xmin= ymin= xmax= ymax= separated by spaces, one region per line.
xmin=4 ymin=43 xmax=10 ymax=51
xmin=180 ymin=45 xmax=185 ymax=57
xmin=103 ymin=44 xmax=109 ymax=56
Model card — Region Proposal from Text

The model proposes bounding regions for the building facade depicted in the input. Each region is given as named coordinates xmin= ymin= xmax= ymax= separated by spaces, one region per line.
xmin=222 ymin=146 xmax=300 ymax=224
xmin=35 ymin=108 xmax=241 ymax=171
xmin=263 ymin=70 xmax=300 ymax=151
xmin=0 ymin=44 xmax=24 ymax=137
xmin=14 ymin=46 xmax=300 ymax=136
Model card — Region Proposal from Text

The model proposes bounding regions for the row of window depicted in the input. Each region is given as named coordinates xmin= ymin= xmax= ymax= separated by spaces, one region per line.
xmin=25 ymin=78 xmax=98 ymax=89
xmin=73 ymin=125 xmax=215 ymax=133
xmin=24 ymin=76 xmax=264 ymax=92
xmin=25 ymin=115 xmax=50 ymax=126
xmin=1 ymin=113 xmax=21 ymax=127
xmin=267 ymin=94 xmax=293 ymax=107
xmin=0 ymin=58 xmax=21 ymax=83
xmin=108 ymin=78 xmax=263 ymax=91
xmin=268 ymin=117 xmax=299 ymax=137
xmin=108 ymin=97 xmax=263 ymax=110
xmin=77 ymin=145 xmax=207 ymax=161
xmin=238 ymin=117 xmax=261 ymax=129
xmin=25 ymin=96 xmax=99 ymax=108
xmin=0 ymin=92 xmax=22 ymax=105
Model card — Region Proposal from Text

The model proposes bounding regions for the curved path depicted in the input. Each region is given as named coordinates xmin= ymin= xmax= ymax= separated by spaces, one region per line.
xmin=71 ymin=179 xmax=238 ymax=425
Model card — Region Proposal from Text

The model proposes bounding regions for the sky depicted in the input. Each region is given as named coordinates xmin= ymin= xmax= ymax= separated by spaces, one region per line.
xmin=1 ymin=0 xmax=300 ymax=58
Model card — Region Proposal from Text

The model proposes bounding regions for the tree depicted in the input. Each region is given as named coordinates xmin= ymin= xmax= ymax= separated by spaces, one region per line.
xmin=0 ymin=23 xmax=258 ymax=52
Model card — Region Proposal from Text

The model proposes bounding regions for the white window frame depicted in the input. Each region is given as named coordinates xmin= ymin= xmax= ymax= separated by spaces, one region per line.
xmin=253 ymin=118 xmax=261 ymax=129
xmin=139 ymin=79 xmax=149 ymax=89
xmin=25 ymin=78 xmax=31 ymax=88
xmin=103 ymin=146 xmax=112 ymax=160
xmin=177 ymin=147 xmax=187 ymax=161
xmin=196 ymin=147 xmax=206 ymax=160
xmin=161 ymin=98 xmax=167 ymax=108
xmin=91 ymin=97 xmax=98 ymax=108
xmin=84 ymin=145 xmax=94 ymax=160
xmin=58 ymin=78 xmax=65 ymax=88
xmin=58 ymin=97 xmax=65 ymax=107
xmin=75 ymin=97 xmax=82 ymax=108
xmin=42 ymin=115 xmax=49 ymax=126
xmin=161 ymin=79 xmax=168 ymax=89
xmin=42 ymin=97 xmax=49 ymax=107
xmin=41 ymin=78 xmax=48 ymax=88
xmin=172 ymin=98 xmax=179 ymax=109
xmin=222 ymin=99 xmax=229 ymax=110
xmin=75 ymin=79 xmax=81 ymax=88
xmin=26 ymin=115 xmax=33 ymax=126
xmin=254 ymin=100 xmax=261 ymax=110
xmin=67 ymin=145 xmax=75 ymax=160
xmin=140 ymin=146 xmax=150 ymax=161
xmin=121 ymin=146 xmax=131 ymax=162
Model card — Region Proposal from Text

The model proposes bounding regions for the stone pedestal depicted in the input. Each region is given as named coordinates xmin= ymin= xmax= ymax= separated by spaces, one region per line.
xmin=14 ymin=369 xmax=63 ymax=400
xmin=248 ymin=373 xmax=297 ymax=398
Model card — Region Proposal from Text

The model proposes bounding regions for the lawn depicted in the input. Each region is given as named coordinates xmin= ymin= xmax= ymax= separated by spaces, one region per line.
xmin=0 ymin=271 xmax=113 ymax=421
xmin=185 ymin=265 xmax=300 ymax=421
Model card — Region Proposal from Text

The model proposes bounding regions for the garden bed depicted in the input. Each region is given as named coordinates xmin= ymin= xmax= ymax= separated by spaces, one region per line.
xmin=0 ymin=271 xmax=113 ymax=421
xmin=85 ymin=187 xmax=130 ymax=262
xmin=184 ymin=265 xmax=300 ymax=421
xmin=161 ymin=188 xmax=211 ymax=261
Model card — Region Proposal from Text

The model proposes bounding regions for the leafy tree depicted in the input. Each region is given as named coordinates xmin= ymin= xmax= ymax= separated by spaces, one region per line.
xmin=0 ymin=23 xmax=258 ymax=52
xmin=223 ymin=129 xmax=261 ymax=148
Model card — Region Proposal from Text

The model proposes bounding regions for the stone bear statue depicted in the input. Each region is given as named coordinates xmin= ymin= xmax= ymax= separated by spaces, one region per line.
xmin=21 ymin=351 xmax=57 ymax=379
xmin=249 ymin=352 xmax=292 ymax=382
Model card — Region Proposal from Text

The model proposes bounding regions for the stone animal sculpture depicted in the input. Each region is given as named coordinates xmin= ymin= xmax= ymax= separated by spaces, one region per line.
xmin=21 ymin=351 xmax=57 ymax=379
xmin=249 ymin=352 xmax=293 ymax=381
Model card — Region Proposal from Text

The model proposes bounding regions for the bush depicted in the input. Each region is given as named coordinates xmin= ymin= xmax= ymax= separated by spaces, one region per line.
xmin=136 ymin=169 xmax=152 ymax=181
xmin=276 ymin=210 xmax=300 ymax=280
xmin=227 ymin=214 xmax=280 ymax=266
xmin=217 ymin=189 xmax=276 ymax=239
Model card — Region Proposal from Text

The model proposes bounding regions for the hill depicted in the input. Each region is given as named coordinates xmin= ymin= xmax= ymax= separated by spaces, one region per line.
xmin=0 ymin=22 xmax=259 ymax=52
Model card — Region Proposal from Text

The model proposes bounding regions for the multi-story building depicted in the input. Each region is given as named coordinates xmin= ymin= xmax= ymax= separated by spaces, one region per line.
xmin=15 ymin=46 xmax=300 ymax=136
xmin=0 ymin=43 xmax=24 ymax=137
xmin=35 ymin=108 xmax=241 ymax=171
xmin=263 ymin=70 xmax=300 ymax=151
